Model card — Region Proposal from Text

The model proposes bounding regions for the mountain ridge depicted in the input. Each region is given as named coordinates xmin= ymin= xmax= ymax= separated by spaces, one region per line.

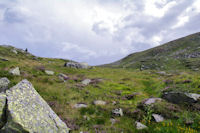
xmin=104 ymin=32 xmax=200 ymax=71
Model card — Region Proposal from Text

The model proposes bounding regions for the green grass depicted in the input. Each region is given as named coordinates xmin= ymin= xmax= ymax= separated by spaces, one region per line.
xmin=0 ymin=45 xmax=200 ymax=132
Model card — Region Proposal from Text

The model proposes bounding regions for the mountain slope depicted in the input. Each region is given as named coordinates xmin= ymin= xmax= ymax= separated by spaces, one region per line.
xmin=0 ymin=44 xmax=200 ymax=132
xmin=105 ymin=32 xmax=200 ymax=71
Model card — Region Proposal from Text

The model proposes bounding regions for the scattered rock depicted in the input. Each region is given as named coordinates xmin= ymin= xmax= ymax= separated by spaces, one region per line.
xmin=110 ymin=118 xmax=119 ymax=125
xmin=182 ymin=80 xmax=192 ymax=84
xmin=135 ymin=121 xmax=147 ymax=130
xmin=45 ymin=70 xmax=54 ymax=75
xmin=58 ymin=73 xmax=69 ymax=82
xmin=9 ymin=67 xmax=20 ymax=76
xmin=82 ymin=79 xmax=91 ymax=85
xmin=11 ymin=49 xmax=18 ymax=54
xmin=1 ymin=79 xmax=70 ymax=132
xmin=143 ymin=98 xmax=162 ymax=105
xmin=157 ymin=71 xmax=166 ymax=75
xmin=162 ymin=92 xmax=200 ymax=104
xmin=93 ymin=100 xmax=106 ymax=105
xmin=112 ymin=108 xmax=123 ymax=117
xmin=0 ymin=58 xmax=8 ymax=61
xmin=185 ymin=119 xmax=194 ymax=126
xmin=0 ymin=78 xmax=10 ymax=92
xmin=152 ymin=114 xmax=164 ymax=122
xmin=73 ymin=103 xmax=88 ymax=109
xmin=32 ymin=56 xmax=39 ymax=61
xmin=64 ymin=62 xmax=90 ymax=69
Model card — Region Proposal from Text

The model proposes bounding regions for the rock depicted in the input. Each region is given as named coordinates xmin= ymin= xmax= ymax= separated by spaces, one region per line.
xmin=9 ymin=67 xmax=20 ymax=76
xmin=112 ymin=108 xmax=123 ymax=117
xmin=79 ymin=62 xmax=90 ymax=69
xmin=58 ymin=73 xmax=69 ymax=82
xmin=73 ymin=103 xmax=88 ymax=109
xmin=135 ymin=121 xmax=147 ymax=130
xmin=143 ymin=98 xmax=162 ymax=105
xmin=157 ymin=71 xmax=166 ymax=75
xmin=11 ymin=49 xmax=18 ymax=54
xmin=162 ymin=92 xmax=200 ymax=104
xmin=64 ymin=62 xmax=90 ymax=69
xmin=0 ymin=78 xmax=10 ymax=92
xmin=1 ymin=79 xmax=70 ymax=132
xmin=93 ymin=100 xmax=106 ymax=105
xmin=185 ymin=119 xmax=194 ymax=125
xmin=110 ymin=118 xmax=116 ymax=125
xmin=45 ymin=70 xmax=54 ymax=75
xmin=152 ymin=114 xmax=164 ymax=122
xmin=0 ymin=93 xmax=6 ymax=128
xmin=82 ymin=79 xmax=91 ymax=85
xmin=0 ymin=58 xmax=8 ymax=61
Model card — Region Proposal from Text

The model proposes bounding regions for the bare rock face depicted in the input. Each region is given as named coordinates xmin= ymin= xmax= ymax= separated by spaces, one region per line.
xmin=0 ymin=79 xmax=70 ymax=133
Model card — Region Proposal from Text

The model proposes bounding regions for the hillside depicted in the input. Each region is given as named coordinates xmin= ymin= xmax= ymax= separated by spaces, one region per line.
xmin=0 ymin=44 xmax=200 ymax=132
xmin=105 ymin=32 xmax=200 ymax=71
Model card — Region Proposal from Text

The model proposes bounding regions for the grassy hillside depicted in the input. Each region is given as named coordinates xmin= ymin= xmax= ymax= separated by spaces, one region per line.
xmin=0 ymin=45 xmax=200 ymax=132
xmin=105 ymin=32 xmax=200 ymax=71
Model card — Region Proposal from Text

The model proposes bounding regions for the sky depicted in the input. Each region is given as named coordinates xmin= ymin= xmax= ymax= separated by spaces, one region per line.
xmin=0 ymin=0 xmax=200 ymax=65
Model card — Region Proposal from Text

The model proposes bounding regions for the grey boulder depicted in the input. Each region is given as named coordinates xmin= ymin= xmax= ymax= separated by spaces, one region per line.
xmin=0 ymin=78 xmax=10 ymax=92
xmin=162 ymin=91 xmax=200 ymax=104
xmin=0 ymin=79 xmax=70 ymax=132
xmin=112 ymin=108 xmax=123 ymax=117
xmin=9 ymin=67 xmax=20 ymax=76
xmin=135 ymin=121 xmax=147 ymax=130
xmin=64 ymin=62 xmax=90 ymax=69
xmin=82 ymin=79 xmax=91 ymax=85
xmin=45 ymin=70 xmax=54 ymax=75
xmin=152 ymin=114 xmax=164 ymax=122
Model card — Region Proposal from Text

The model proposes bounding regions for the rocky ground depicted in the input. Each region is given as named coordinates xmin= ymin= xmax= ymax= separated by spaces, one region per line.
xmin=0 ymin=45 xmax=200 ymax=132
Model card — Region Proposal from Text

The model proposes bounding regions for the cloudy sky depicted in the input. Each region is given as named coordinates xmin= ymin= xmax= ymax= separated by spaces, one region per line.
xmin=0 ymin=0 xmax=200 ymax=65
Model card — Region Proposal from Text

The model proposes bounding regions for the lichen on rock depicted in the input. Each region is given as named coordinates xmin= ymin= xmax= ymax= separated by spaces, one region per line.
xmin=0 ymin=79 xmax=70 ymax=133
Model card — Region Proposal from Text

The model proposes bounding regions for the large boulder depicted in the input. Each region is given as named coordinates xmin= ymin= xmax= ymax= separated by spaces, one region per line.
xmin=1 ymin=79 xmax=70 ymax=132
xmin=64 ymin=62 xmax=90 ymax=69
xmin=0 ymin=93 xmax=6 ymax=128
xmin=0 ymin=78 xmax=10 ymax=92
xmin=9 ymin=67 xmax=20 ymax=76
xmin=162 ymin=91 xmax=200 ymax=104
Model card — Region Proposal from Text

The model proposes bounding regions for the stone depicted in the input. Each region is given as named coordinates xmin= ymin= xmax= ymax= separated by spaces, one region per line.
xmin=0 ymin=93 xmax=6 ymax=128
xmin=162 ymin=92 xmax=200 ymax=104
xmin=45 ymin=70 xmax=54 ymax=75
xmin=144 ymin=98 xmax=162 ymax=105
xmin=0 ymin=78 xmax=10 ymax=92
xmin=58 ymin=73 xmax=69 ymax=82
xmin=11 ymin=49 xmax=18 ymax=54
xmin=9 ymin=67 xmax=20 ymax=76
xmin=110 ymin=118 xmax=116 ymax=125
xmin=64 ymin=62 xmax=90 ymax=69
xmin=93 ymin=100 xmax=106 ymax=105
xmin=0 ymin=58 xmax=8 ymax=61
xmin=157 ymin=71 xmax=166 ymax=75
xmin=1 ymin=79 xmax=70 ymax=132
xmin=82 ymin=79 xmax=91 ymax=85
xmin=112 ymin=108 xmax=123 ymax=117
xmin=152 ymin=114 xmax=164 ymax=122
xmin=73 ymin=103 xmax=88 ymax=109
xmin=135 ymin=121 xmax=147 ymax=130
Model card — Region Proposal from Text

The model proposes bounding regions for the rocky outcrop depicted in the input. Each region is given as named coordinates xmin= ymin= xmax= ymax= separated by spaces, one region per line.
xmin=0 ymin=79 xmax=70 ymax=132
xmin=64 ymin=62 xmax=90 ymax=69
